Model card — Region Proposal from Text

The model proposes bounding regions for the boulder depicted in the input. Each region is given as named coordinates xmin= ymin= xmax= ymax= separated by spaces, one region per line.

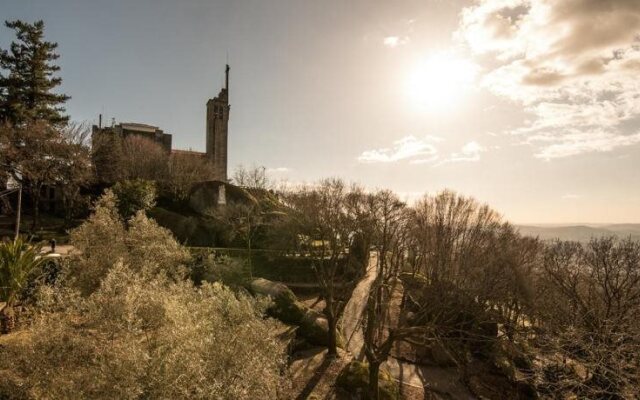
xmin=249 ymin=278 xmax=342 ymax=347
xmin=336 ymin=361 xmax=399 ymax=400
xmin=250 ymin=278 xmax=304 ymax=324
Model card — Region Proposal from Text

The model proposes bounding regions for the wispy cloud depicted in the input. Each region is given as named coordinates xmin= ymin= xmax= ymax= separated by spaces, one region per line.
xmin=532 ymin=131 xmax=640 ymax=160
xmin=358 ymin=135 xmax=440 ymax=163
xmin=266 ymin=167 xmax=291 ymax=173
xmin=437 ymin=141 xmax=487 ymax=165
xmin=383 ymin=35 xmax=410 ymax=48
xmin=457 ymin=0 xmax=640 ymax=158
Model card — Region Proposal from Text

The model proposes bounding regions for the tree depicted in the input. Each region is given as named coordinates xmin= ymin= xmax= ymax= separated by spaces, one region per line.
xmin=120 ymin=135 xmax=168 ymax=181
xmin=57 ymin=123 xmax=93 ymax=225
xmin=163 ymin=152 xmax=216 ymax=202
xmin=91 ymin=131 xmax=125 ymax=185
xmin=361 ymin=190 xmax=411 ymax=399
xmin=399 ymin=191 xmax=535 ymax=366
xmin=537 ymin=237 xmax=640 ymax=398
xmin=0 ymin=120 xmax=86 ymax=230
xmin=219 ymin=199 xmax=264 ymax=278
xmin=233 ymin=164 xmax=272 ymax=190
xmin=112 ymin=179 xmax=157 ymax=221
xmin=283 ymin=179 xmax=366 ymax=355
xmin=0 ymin=20 xmax=69 ymax=126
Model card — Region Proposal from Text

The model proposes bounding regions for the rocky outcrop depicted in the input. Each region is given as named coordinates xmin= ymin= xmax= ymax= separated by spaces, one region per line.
xmin=249 ymin=278 xmax=341 ymax=348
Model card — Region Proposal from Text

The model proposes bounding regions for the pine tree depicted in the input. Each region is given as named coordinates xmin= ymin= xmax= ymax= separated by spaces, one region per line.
xmin=0 ymin=20 xmax=70 ymax=126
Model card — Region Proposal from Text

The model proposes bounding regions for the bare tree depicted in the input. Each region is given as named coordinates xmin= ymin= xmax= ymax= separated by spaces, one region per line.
xmin=58 ymin=123 xmax=93 ymax=225
xmin=218 ymin=195 xmax=266 ymax=278
xmin=233 ymin=164 xmax=272 ymax=190
xmin=283 ymin=179 xmax=365 ymax=355
xmin=537 ymin=237 xmax=640 ymax=398
xmin=0 ymin=120 xmax=90 ymax=230
xmin=120 ymin=136 xmax=168 ymax=181
xmin=361 ymin=190 xmax=412 ymax=399
xmin=163 ymin=153 xmax=216 ymax=202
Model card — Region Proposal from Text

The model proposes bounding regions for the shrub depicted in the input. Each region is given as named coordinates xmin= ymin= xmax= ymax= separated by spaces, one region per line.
xmin=68 ymin=191 xmax=190 ymax=295
xmin=0 ymin=264 xmax=290 ymax=399
xmin=0 ymin=238 xmax=46 ymax=333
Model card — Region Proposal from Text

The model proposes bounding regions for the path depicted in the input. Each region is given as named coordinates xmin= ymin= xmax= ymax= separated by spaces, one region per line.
xmin=339 ymin=252 xmax=476 ymax=398
xmin=340 ymin=252 xmax=378 ymax=360
xmin=39 ymin=244 xmax=77 ymax=257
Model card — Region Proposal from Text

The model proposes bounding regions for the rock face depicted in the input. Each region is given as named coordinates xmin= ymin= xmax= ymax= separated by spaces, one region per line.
xmin=188 ymin=181 xmax=256 ymax=216
xmin=188 ymin=181 xmax=227 ymax=215
xmin=147 ymin=207 xmax=223 ymax=247
xmin=336 ymin=361 xmax=399 ymax=400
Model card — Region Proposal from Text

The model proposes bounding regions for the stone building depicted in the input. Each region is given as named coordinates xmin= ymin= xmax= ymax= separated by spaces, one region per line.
xmin=92 ymin=65 xmax=231 ymax=181
xmin=205 ymin=64 xmax=231 ymax=181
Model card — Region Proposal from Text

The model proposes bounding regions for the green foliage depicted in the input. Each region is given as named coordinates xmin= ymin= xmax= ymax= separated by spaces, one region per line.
xmin=0 ymin=238 xmax=44 ymax=307
xmin=112 ymin=179 xmax=157 ymax=220
xmin=0 ymin=264 xmax=290 ymax=399
xmin=0 ymin=20 xmax=69 ymax=125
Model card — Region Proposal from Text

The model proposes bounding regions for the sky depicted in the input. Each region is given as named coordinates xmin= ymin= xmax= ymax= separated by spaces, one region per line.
xmin=1 ymin=0 xmax=639 ymax=224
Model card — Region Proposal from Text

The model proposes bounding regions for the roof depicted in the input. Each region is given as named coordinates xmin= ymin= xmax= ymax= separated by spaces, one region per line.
xmin=120 ymin=122 xmax=159 ymax=133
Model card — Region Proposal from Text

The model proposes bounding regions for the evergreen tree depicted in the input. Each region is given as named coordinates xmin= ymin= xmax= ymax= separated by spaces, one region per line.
xmin=0 ymin=20 xmax=69 ymax=126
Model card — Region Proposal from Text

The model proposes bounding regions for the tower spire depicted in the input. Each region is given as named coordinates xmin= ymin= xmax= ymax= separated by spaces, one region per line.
xmin=225 ymin=64 xmax=230 ymax=93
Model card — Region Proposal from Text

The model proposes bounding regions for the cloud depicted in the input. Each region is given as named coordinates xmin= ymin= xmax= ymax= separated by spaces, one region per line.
xmin=358 ymin=135 xmax=440 ymax=163
xmin=561 ymin=193 xmax=582 ymax=199
xmin=383 ymin=36 xmax=410 ymax=47
xmin=437 ymin=141 xmax=487 ymax=165
xmin=532 ymin=131 xmax=640 ymax=159
xmin=266 ymin=167 xmax=291 ymax=173
xmin=457 ymin=0 xmax=640 ymax=158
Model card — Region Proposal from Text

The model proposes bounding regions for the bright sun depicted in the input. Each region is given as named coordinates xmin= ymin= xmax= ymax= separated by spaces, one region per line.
xmin=405 ymin=52 xmax=478 ymax=113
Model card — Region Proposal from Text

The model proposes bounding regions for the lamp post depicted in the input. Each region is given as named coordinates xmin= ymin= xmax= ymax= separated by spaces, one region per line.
xmin=14 ymin=183 xmax=21 ymax=240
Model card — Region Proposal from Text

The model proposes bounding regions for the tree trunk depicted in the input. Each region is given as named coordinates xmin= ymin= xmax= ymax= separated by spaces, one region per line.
xmin=369 ymin=360 xmax=381 ymax=400
xmin=327 ymin=315 xmax=338 ymax=356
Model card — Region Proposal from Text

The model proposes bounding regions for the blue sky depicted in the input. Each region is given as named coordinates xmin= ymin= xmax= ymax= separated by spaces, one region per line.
xmin=2 ymin=0 xmax=639 ymax=223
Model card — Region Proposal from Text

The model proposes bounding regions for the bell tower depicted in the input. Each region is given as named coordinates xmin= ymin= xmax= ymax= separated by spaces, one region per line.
xmin=206 ymin=64 xmax=230 ymax=181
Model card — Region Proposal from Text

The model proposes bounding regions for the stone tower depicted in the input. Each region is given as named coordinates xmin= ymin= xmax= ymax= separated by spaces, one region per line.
xmin=206 ymin=65 xmax=230 ymax=181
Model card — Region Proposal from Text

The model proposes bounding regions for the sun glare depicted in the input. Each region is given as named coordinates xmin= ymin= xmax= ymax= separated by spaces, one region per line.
xmin=405 ymin=53 xmax=478 ymax=113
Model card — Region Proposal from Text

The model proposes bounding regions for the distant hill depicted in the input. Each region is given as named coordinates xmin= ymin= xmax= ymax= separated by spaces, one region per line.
xmin=515 ymin=224 xmax=640 ymax=242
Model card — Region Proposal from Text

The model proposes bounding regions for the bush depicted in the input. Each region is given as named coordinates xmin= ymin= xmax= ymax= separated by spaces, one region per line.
xmin=68 ymin=191 xmax=190 ymax=295
xmin=0 ymin=264 xmax=291 ymax=399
